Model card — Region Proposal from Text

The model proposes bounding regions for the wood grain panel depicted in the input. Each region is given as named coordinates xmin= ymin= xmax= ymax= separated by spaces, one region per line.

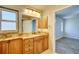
xmin=34 ymin=36 xmax=43 ymax=54
xmin=0 ymin=42 xmax=2 ymax=54
xmin=8 ymin=38 xmax=23 ymax=54
xmin=43 ymin=35 xmax=49 ymax=51
xmin=38 ymin=16 xmax=48 ymax=28
xmin=1 ymin=41 xmax=9 ymax=54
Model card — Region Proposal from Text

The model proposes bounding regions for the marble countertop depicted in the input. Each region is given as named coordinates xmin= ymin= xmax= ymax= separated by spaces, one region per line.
xmin=0 ymin=32 xmax=48 ymax=42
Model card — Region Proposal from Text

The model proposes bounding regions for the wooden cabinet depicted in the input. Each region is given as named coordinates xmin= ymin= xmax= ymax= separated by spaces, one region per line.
xmin=20 ymin=34 xmax=49 ymax=54
xmin=38 ymin=19 xmax=42 ymax=28
xmin=8 ymin=38 xmax=23 ymax=54
xmin=42 ymin=17 xmax=48 ymax=28
xmin=0 ymin=34 xmax=49 ymax=54
xmin=43 ymin=35 xmax=49 ymax=51
xmin=34 ymin=36 xmax=43 ymax=54
xmin=0 ymin=41 xmax=9 ymax=54
xmin=23 ymin=38 xmax=33 ymax=54
xmin=1 ymin=41 xmax=9 ymax=54
xmin=38 ymin=16 xmax=48 ymax=28
xmin=0 ymin=42 xmax=2 ymax=54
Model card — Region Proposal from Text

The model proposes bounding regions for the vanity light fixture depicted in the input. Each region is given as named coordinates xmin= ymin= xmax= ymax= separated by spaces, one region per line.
xmin=24 ymin=8 xmax=41 ymax=18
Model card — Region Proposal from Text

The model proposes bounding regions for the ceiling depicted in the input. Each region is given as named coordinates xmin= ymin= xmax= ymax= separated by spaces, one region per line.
xmin=27 ymin=5 xmax=68 ymax=12
xmin=2 ymin=5 xmax=68 ymax=13
xmin=26 ymin=5 xmax=48 ymax=11
xmin=2 ymin=5 xmax=57 ymax=12
xmin=18 ymin=5 xmax=57 ymax=12
xmin=56 ymin=5 xmax=79 ymax=19
xmin=27 ymin=5 xmax=56 ymax=11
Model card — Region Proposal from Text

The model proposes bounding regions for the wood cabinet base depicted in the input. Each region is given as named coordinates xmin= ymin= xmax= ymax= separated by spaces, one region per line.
xmin=0 ymin=35 xmax=49 ymax=54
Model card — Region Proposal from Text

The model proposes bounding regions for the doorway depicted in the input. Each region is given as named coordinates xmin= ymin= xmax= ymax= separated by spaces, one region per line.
xmin=55 ymin=5 xmax=79 ymax=54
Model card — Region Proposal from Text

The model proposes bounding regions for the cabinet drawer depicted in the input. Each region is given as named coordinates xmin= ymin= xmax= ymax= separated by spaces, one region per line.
xmin=23 ymin=39 xmax=33 ymax=47
xmin=24 ymin=39 xmax=33 ymax=44
xmin=24 ymin=47 xmax=33 ymax=54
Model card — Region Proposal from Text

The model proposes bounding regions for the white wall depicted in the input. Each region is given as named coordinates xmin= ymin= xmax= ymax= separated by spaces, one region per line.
xmin=55 ymin=16 xmax=64 ymax=40
xmin=65 ymin=16 xmax=79 ymax=39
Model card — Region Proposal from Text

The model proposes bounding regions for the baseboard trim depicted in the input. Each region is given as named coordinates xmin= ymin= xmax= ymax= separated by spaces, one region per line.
xmin=65 ymin=37 xmax=79 ymax=40
xmin=56 ymin=36 xmax=63 ymax=40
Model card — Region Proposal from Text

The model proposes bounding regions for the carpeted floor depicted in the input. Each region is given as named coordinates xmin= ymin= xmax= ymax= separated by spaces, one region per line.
xmin=56 ymin=37 xmax=79 ymax=54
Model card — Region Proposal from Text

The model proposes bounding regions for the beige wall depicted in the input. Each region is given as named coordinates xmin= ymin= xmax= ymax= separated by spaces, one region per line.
xmin=42 ymin=5 xmax=71 ymax=53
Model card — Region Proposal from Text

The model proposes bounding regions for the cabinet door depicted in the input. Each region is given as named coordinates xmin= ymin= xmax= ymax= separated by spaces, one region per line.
xmin=43 ymin=35 xmax=49 ymax=50
xmin=23 ymin=38 xmax=33 ymax=54
xmin=38 ymin=16 xmax=48 ymax=29
xmin=0 ymin=42 xmax=2 ymax=54
xmin=42 ymin=17 xmax=48 ymax=28
xmin=9 ymin=38 xmax=23 ymax=54
xmin=34 ymin=36 xmax=43 ymax=54
xmin=38 ymin=19 xmax=42 ymax=28
xmin=1 ymin=41 xmax=9 ymax=54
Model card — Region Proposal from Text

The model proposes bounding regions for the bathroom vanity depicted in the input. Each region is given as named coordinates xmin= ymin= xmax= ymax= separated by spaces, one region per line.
xmin=0 ymin=33 xmax=49 ymax=54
